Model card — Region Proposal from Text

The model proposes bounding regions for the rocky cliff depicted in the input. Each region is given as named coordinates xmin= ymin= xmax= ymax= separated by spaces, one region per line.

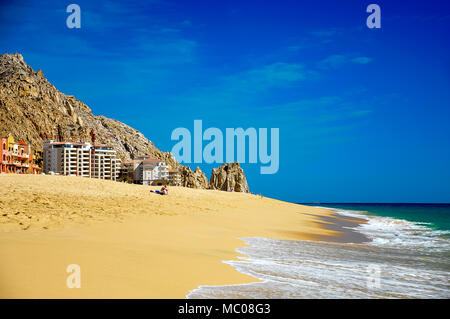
xmin=0 ymin=53 xmax=177 ymax=167
xmin=0 ymin=53 xmax=247 ymax=191
xmin=209 ymin=162 xmax=249 ymax=192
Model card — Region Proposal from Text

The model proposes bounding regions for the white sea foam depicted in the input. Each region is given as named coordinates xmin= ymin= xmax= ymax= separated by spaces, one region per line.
xmin=187 ymin=207 xmax=450 ymax=299
xmin=321 ymin=207 xmax=450 ymax=252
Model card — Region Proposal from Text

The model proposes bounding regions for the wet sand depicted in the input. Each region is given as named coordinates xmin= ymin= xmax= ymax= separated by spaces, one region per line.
xmin=311 ymin=213 xmax=369 ymax=243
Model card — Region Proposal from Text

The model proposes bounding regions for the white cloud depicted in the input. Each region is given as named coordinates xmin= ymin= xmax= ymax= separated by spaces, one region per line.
xmin=318 ymin=54 xmax=373 ymax=69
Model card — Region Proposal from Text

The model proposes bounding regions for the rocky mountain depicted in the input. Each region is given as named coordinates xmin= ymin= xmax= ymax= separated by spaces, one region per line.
xmin=209 ymin=162 xmax=249 ymax=193
xmin=0 ymin=53 xmax=177 ymax=168
xmin=0 ymin=53 xmax=249 ymax=191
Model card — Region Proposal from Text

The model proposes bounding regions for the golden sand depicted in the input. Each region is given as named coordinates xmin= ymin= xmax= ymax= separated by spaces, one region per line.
xmin=0 ymin=174 xmax=341 ymax=298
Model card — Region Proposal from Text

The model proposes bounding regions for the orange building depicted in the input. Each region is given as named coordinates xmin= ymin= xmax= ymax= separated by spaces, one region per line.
xmin=0 ymin=135 xmax=40 ymax=174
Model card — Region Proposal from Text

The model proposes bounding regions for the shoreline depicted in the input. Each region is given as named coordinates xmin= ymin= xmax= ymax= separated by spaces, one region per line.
xmin=184 ymin=209 xmax=371 ymax=298
xmin=0 ymin=174 xmax=367 ymax=298
xmin=312 ymin=211 xmax=369 ymax=243
xmin=187 ymin=206 xmax=450 ymax=298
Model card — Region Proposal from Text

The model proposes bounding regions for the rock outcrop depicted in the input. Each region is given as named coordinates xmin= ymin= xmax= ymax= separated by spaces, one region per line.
xmin=179 ymin=166 xmax=209 ymax=189
xmin=209 ymin=162 xmax=249 ymax=192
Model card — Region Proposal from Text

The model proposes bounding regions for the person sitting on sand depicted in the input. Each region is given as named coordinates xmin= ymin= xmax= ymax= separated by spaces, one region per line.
xmin=150 ymin=185 xmax=169 ymax=195
xmin=160 ymin=185 xmax=168 ymax=195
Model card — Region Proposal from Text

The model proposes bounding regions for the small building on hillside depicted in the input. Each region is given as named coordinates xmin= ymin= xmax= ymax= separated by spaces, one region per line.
xmin=0 ymin=135 xmax=40 ymax=174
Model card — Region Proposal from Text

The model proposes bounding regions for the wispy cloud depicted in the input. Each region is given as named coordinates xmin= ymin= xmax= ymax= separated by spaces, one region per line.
xmin=222 ymin=62 xmax=309 ymax=92
xmin=351 ymin=57 xmax=373 ymax=64
xmin=264 ymin=95 xmax=372 ymax=118
xmin=317 ymin=54 xmax=373 ymax=69
xmin=162 ymin=61 xmax=320 ymax=118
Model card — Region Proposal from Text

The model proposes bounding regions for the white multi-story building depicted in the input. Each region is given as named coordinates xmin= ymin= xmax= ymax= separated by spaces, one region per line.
xmin=123 ymin=156 xmax=169 ymax=185
xmin=43 ymin=141 xmax=121 ymax=180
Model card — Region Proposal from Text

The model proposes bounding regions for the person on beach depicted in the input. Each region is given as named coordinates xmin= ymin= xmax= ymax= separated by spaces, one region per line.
xmin=150 ymin=185 xmax=169 ymax=195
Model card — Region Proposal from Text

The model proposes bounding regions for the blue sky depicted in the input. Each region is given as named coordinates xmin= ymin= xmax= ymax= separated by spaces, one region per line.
xmin=1 ymin=0 xmax=449 ymax=203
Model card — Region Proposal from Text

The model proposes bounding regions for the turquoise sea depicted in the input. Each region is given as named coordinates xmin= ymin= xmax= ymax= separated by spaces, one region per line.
xmin=311 ymin=203 xmax=450 ymax=234
xmin=188 ymin=203 xmax=450 ymax=299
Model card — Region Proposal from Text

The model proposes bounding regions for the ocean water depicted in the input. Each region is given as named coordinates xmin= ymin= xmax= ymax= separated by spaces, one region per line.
xmin=187 ymin=204 xmax=450 ymax=299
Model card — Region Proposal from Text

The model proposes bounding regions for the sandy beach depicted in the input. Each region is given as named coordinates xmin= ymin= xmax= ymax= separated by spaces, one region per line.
xmin=0 ymin=174 xmax=365 ymax=298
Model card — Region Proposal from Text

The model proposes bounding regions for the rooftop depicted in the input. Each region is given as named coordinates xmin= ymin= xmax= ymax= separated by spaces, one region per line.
xmin=142 ymin=158 xmax=163 ymax=163
xmin=46 ymin=141 xmax=88 ymax=146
